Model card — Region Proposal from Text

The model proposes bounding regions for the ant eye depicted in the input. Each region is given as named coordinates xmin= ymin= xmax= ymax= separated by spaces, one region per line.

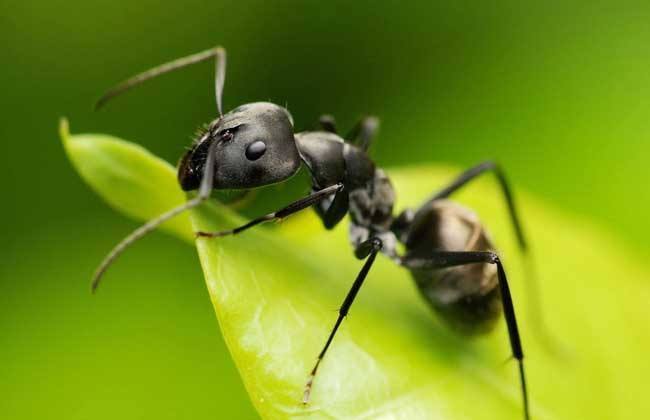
xmin=245 ymin=140 xmax=266 ymax=161
xmin=220 ymin=129 xmax=234 ymax=142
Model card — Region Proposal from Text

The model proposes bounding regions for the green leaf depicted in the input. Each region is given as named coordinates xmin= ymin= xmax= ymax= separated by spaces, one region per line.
xmin=60 ymin=118 xmax=192 ymax=242
xmin=62 ymin=119 xmax=650 ymax=419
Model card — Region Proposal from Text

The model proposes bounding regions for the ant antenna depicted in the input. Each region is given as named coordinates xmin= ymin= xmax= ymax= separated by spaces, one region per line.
xmin=95 ymin=46 xmax=227 ymax=116
xmin=91 ymin=137 xmax=219 ymax=293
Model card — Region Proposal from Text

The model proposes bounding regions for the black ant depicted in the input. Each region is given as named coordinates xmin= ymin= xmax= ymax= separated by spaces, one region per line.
xmin=92 ymin=46 xmax=531 ymax=419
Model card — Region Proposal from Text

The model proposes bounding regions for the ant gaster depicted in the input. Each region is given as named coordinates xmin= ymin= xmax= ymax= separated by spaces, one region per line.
xmin=92 ymin=46 xmax=531 ymax=419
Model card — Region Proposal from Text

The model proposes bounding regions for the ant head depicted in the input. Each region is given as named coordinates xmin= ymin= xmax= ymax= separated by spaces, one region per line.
xmin=178 ymin=102 xmax=301 ymax=190
xmin=94 ymin=48 xmax=300 ymax=192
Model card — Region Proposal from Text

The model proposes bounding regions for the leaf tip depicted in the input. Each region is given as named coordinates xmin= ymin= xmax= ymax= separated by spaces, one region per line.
xmin=59 ymin=117 xmax=70 ymax=144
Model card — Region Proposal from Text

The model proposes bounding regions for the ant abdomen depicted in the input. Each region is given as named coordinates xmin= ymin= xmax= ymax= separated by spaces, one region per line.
xmin=404 ymin=200 xmax=502 ymax=335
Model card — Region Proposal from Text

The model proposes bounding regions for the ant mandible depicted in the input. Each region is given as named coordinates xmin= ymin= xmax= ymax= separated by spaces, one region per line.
xmin=92 ymin=46 xmax=531 ymax=419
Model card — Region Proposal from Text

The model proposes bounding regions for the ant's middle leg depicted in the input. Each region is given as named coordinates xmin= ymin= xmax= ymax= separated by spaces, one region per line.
xmin=302 ymin=237 xmax=383 ymax=404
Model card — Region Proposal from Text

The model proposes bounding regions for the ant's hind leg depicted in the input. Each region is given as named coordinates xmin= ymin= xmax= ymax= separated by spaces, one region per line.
xmin=423 ymin=161 xmax=526 ymax=249
xmin=402 ymin=251 xmax=530 ymax=420
xmin=424 ymin=161 xmax=563 ymax=356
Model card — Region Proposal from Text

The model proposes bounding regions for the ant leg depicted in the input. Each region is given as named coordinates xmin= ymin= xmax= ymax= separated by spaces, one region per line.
xmin=195 ymin=183 xmax=344 ymax=238
xmin=318 ymin=114 xmax=337 ymax=133
xmin=91 ymin=138 xmax=220 ymax=292
xmin=303 ymin=237 xmax=383 ymax=404
xmin=426 ymin=161 xmax=562 ymax=355
xmin=346 ymin=116 xmax=380 ymax=151
xmin=313 ymin=188 xmax=349 ymax=230
xmin=402 ymin=251 xmax=530 ymax=420
xmin=424 ymin=161 xmax=526 ymax=250
xmin=95 ymin=46 xmax=227 ymax=115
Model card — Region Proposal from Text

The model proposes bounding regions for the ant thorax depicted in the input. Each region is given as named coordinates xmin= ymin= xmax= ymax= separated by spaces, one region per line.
xmin=347 ymin=168 xmax=399 ymax=261
xmin=295 ymin=131 xmax=399 ymax=259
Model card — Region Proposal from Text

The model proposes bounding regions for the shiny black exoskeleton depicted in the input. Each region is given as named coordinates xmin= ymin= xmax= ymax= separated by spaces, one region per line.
xmin=92 ymin=47 xmax=532 ymax=419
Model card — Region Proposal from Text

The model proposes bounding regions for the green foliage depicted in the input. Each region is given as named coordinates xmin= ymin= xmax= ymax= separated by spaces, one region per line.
xmin=62 ymin=120 xmax=650 ymax=419
xmin=60 ymin=118 xmax=192 ymax=242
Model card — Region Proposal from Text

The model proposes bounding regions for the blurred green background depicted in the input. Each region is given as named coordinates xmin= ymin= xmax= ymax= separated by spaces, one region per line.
xmin=2 ymin=1 xmax=649 ymax=419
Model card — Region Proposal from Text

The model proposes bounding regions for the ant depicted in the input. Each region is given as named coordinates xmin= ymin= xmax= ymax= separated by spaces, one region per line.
xmin=92 ymin=46 xmax=531 ymax=419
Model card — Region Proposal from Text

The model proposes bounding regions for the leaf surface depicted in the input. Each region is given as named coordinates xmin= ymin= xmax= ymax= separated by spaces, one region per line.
xmin=62 ymin=120 xmax=650 ymax=419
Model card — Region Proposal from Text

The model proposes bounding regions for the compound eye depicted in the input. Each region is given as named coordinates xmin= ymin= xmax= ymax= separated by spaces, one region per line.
xmin=245 ymin=140 xmax=266 ymax=161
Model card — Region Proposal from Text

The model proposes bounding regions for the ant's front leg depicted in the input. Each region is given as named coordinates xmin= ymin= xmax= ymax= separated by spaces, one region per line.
xmin=195 ymin=183 xmax=343 ymax=238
